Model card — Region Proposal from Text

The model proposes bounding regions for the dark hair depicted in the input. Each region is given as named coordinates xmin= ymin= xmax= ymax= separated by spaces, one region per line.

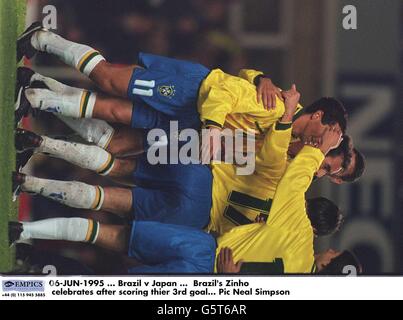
xmin=318 ymin=250 xmax=362 ymax=275
xmin=327 ymin=135 xmax=353 ymax=171
xmin=304 ymin=97 xmax=348 ymax=133
xmin=306 ymin=197 xmax=344 ymax=236
xmin=341 ymin=148 xmax=365 ymax=182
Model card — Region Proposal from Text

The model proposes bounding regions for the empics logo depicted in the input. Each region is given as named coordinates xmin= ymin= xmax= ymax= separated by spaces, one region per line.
xmin=4 ymin=281 xmax=14 ymax=288
xmin=2 ymin=280 xmax=45 ymax=292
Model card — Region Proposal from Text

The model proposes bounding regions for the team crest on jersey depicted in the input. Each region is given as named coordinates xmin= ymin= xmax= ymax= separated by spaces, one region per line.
xmin=158 ymin=85 xmax=176 ymax=98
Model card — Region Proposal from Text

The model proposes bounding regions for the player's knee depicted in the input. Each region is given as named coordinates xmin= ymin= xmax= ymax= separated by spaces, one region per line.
xmin=96 ymin=76 xmax=114 ymax=93
xmin=110 ymin=79 xmax=127 ymax=97
xmin=111 ymin=159 xmax=136 ymax=177
xmin=97 ymin=100 xmax=126 ymax=124
xmin=111 ymin=105 xmax=130 ymax=123
xmin=93 ymin=64 xmax=114 ymax=91
xmin=106 ymin=130 xmax=125 ymax=155
xmin=106 ymin=141 xmax=120 ymax=155
xmin=93 ymin=63 xmax=124 ymax=96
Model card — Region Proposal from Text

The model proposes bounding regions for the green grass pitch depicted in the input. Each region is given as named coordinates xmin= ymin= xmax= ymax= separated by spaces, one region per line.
xmin=0 ymin=0 xmax=26 ymax=273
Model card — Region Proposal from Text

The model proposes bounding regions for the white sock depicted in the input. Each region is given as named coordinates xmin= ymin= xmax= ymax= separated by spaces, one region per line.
xmin=37 ymin=136 xmax=115 ymax=175
xmin=30 ymin=73 xmax=78 ymax=95
xmin=22 ymin=176 xmax=104 ymax=210
xmin=25 ymin=87 xmax=96 ymax=118
xmin=56 ymin=116 xmax=115 ymax=149
xmin=27 ymin=73 xmax=114 ymax=147
xmin=21 ymin=218 xmax=100 ymax=244
xmin=31 ymin=31 xmax=105 ymax=76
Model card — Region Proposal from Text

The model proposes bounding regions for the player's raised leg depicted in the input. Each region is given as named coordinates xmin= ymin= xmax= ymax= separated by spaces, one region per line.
xmin=18 ymin=68 xmax=176 ymax=130
xmin=15 ymin=129 xmax=136 ymax=177
xmin=9 ymin=219 xmax=216 ymax=273
xmin=23 ymin=84 xmax=134 ymax=124
xmin=18 ymin=25 xmax=210 ymax=124
xmin=16 ymin=67 xmax=146 ymax=154
xmin=13 ymin=173 xmax=133 ymax=216
xmin=20 ymin=80 xmax=174 ymax=137
xmin=17 ymin=22 xmax=137 ymax=97
xmin=56 ymin=116 xmax=145 ymax=155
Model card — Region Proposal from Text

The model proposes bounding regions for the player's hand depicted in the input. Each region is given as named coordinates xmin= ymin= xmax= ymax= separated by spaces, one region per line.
xmin=281 ymin=84 xmax=300 ymax=122
xmin=256 ymin=77 xmax=282 ymax=110
xmin=318 ymin=126 xmax=343 ymax=155
xmin=200 ymin=126 xmax=222 ymax=164
xmin=217 ymin=247 xmax=243 ymax=274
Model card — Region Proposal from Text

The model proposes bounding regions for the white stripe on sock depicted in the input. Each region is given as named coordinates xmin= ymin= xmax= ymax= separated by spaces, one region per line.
xmin=81 ymin=54 xmax=105 ymax=76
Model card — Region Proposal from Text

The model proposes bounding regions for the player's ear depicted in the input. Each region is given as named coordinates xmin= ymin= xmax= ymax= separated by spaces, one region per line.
xmin=311 ymin=110 xmax=324 ymax=121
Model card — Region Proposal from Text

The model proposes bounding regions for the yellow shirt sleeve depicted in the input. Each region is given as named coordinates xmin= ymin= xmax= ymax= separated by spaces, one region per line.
xmin=198 ymin=84 xmax=238 ymax=128
xmin=237 ymin=69 xmax=264 ymax=84
xmin=255 ymin=121 xmax=292 ymax=177
xmin=198 ymin=69 xmax=281 ymax=128
xmin=267 ymin=146 xmax=325 ymax=227
xmin=283 ymin=233 xmax=315 ymax=273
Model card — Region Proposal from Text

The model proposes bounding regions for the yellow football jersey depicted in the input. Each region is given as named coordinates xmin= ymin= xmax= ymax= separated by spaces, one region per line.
xmin=208 ymin=121 xmax=292 ymax=235
xmin=198 ymin=68 xmax=303 ymax=140
xmin=215 ymin=146 xmax=324 ymax=274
